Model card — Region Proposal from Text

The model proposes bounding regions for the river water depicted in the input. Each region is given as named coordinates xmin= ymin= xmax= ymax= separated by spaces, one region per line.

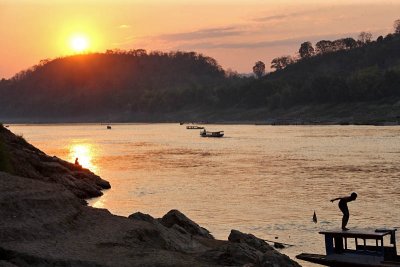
xmin=9 ymin=124 xmax=400 ymax=266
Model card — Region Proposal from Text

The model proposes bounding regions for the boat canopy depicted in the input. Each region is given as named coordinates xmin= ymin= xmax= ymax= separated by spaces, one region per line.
xmin=320 ymin=229 xmax=397 ymax=261
xmin=297 ymin=229 xmax=399 ymax=266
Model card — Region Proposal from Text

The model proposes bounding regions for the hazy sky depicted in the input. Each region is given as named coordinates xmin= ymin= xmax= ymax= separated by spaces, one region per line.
xmin=0 ymin=0 xmax=399 ymax=78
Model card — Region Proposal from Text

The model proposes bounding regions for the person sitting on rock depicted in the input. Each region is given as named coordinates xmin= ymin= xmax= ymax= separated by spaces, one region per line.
xmin=331 ymin=192 xmax=357 ymax=231
xmin=74 ymin=157 xmax=80 ymax=166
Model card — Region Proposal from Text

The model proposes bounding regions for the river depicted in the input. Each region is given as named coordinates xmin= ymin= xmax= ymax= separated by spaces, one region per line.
xmin=9 ymin=124 xmax=400 ymax=266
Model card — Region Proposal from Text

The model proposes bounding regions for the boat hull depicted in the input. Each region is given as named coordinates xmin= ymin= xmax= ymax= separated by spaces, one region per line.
xmin=186 ymin=126 xmax=204 ymax=129
xmin=200 ymin=133 xmax=224 ymax=137
xmin=297 ymin=253 xmax=400 ymax=267
xmin=200 ymin=130 xmax=224 ymax=137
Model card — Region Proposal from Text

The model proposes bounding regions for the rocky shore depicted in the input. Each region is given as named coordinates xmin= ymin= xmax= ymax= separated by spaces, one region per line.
xmin=0 ymin=125 xmax=301 ymax=266
xmin=0 ymin=125 xmax=110 ymax=198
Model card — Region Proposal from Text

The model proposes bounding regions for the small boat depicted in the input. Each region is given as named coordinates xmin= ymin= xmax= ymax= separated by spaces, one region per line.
xmin=200 ymin=129 xmax=224 ymax=138
xmin=186 ymin=125 xmax=204 ymax=129
xmin=107 ymin=125 xmax=112 ymax=129
xmin=296 ymin=228 xmax=400 ymax=266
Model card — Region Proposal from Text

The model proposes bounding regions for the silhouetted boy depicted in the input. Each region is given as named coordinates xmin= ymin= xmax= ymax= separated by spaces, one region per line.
xmin=331 ymin=192 xmax=357 ymax=231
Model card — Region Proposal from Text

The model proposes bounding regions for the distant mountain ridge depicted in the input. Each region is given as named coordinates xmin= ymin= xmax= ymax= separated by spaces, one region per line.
xmin=1 ymin=34 xmax=400 ymax=123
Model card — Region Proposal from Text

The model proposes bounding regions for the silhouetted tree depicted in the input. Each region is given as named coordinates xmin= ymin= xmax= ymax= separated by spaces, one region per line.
xmin=394 ymin=19 xmax=400 ymax=34
xmin=128 ymin=49 xmax=147 ymax=56
xmin=315 ymin=40 xmax=334 ymax=54
xmin=271 ymin=56 xmax=295 ymax=71
xmin=341 ymin=38 xmax=358 ymax=49
xmin=332 ymin=39 xmax=346 ymax=51
xmin=299 ymin=42 xmax=314 ymax=59
xmin=253 ymin=61 xmax=266 ymax=78
xmin=225 ymin=68 xmax=239 ymax=78
xmin=331 ymin=38 xmax=357 ymax=51
xmin=385 ymin=33 xmax=395 ymax=41
xmin=358 ymin=31 xmax=372 ymax=44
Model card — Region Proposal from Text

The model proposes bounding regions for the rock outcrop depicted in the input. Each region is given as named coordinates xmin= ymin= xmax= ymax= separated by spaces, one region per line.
xmin=0 ymin=125 xmax=301 ymax=266
xmin=199 ymin=230 xmax=301 ymax=267
xmin=0 ymin=125 xmax=110 ymax=198
xmin=160 ymin=209 xmax=214 ymax=239
xmin=228 ymin=229 xmax=275 ymax=253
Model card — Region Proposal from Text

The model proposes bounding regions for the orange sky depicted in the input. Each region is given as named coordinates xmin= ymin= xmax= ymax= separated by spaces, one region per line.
xmin=0 ymin=0 xmax=399 ymax=78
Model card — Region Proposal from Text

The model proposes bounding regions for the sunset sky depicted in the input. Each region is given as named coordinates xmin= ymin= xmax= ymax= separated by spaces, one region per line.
xmin=0 ymin=0 xmax=399 ymax=78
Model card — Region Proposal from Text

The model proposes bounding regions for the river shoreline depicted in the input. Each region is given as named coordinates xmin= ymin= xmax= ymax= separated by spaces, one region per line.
xmin=0 ymin=125 xmax=301 ymax=266
xmin=2 ymin=100 xmax=400 ymax=126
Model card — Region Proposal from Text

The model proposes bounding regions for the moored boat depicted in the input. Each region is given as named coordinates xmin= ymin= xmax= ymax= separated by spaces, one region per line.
xmin=296 ymin=228 xmax=400 ymax=266
xmin=200 ymin=129 xmax=224 ymax=137
xmin=186 ymin=125 xmax=204 ymax=129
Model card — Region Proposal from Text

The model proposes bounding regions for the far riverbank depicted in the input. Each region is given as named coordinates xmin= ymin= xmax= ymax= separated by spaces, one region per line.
xmin=2 ymin=100 xmax=400 ymax=125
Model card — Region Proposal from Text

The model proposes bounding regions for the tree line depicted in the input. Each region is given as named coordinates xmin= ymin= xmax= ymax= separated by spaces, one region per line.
xmin=253 ymin=19 xmax=400 ymax=74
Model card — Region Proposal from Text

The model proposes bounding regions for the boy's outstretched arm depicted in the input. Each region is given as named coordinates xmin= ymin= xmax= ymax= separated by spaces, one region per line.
xmin=330 ymin=197 xmax=341 ymax=202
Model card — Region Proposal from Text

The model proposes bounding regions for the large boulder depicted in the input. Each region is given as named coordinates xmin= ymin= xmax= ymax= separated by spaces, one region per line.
xmin=129 ymin=212 xmax=159 ymax=224
xmin=225 ymin=230 xmax=301 ymax=267
xmin=160 ymin=209 xmax=214 ymax=239
xmin=260 ymin=250 xmax=302 ymax=267
xmin=229 ymin=229 xmax=274 ymax=253
xmin=201 ymin=235 xmax=301 ymax=266
xmin=200 ymin=242 xmax=263 ymax=266
xmin=128 ymin=211 xmax=210 ymax=253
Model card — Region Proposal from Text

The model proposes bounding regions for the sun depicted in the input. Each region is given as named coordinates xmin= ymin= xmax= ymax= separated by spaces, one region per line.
xmin=70 ymin=35 xmax=89 ymax=53
xmin=69 ymin=143 xmax=96 ymax=171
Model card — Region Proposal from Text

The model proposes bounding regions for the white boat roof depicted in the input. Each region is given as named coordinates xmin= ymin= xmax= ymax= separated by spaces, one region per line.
xmin=320 ymin=228 xmax=396 ymax=239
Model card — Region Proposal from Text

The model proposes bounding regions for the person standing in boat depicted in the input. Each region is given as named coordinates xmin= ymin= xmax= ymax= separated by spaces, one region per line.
xmin=330 ymin=192 xmax=357 ymax=231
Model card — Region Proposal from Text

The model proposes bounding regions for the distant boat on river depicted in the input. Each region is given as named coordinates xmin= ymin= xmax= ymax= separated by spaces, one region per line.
xmin=200 ymin=129 xmax=224 ymax=137
xmin=186 ymin=125 xmax=204 ymax=129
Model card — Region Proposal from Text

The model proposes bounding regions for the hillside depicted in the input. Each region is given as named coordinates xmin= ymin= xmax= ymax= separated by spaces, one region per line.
xmin=223 ymin=34 xmax=400 ymax=110
xmin=0 ymin=51 xmax=226 ymax=122
xmin=1 ymin=34 xmax=400 ymax=123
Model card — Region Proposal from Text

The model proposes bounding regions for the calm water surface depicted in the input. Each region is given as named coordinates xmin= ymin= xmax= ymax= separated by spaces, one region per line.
xmin=9 ymin=124 xmax=400 ymax=266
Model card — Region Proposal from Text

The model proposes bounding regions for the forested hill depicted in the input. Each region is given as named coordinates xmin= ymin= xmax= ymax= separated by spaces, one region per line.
xmin=1 ymin=33 xmax=400 ymax=123
xmin=0 ymin=51 xmax=226 ymax=121
xmin=265 ymin=34 xmax=400 ymax=104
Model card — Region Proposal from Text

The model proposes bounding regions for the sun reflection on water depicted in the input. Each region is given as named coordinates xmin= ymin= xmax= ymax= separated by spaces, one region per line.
xmin=68 ymin=143 xmax=97 ymax=172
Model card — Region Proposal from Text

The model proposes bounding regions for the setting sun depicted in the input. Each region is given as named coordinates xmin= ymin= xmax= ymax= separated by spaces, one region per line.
xmin=70 ymin=35 xmax=89 ymax=53
xmin=69 ymin=143 xmax=97 ymax=172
